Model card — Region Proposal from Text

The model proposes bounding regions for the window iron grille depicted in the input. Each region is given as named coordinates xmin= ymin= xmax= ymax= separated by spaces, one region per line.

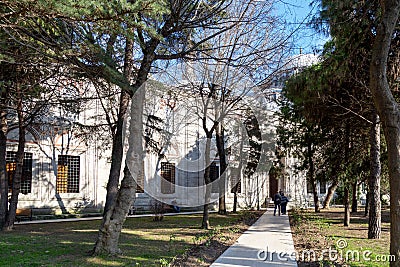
xmin=6 ymin=151 xmax=33 ymax=194
xmin=57 ymin=155 xmax=80 ymax=193
xmin=160 ymin=162 xmax=175 ymax=194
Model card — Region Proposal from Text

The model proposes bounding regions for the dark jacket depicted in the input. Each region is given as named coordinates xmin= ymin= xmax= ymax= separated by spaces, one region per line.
xmin=273 ymin=193 xmax=281 ymax=204
xmin=281 ymin=195 xmax=288 ymax=204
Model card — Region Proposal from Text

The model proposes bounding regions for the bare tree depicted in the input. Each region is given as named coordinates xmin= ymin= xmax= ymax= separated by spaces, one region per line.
xmin=157 ymin=0 xmax=290 ymax=224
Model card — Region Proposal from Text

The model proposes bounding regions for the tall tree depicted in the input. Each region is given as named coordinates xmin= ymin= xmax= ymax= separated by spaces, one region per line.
xmin=369 ymin=0 xmax=400 ymax=263
xmin=0 ymin=0 xmax=166 ymax=230
xmin=93 ymin=0 xmax=264 ymax=253
xmin=314 ymin=0 xmax=386 ymax=233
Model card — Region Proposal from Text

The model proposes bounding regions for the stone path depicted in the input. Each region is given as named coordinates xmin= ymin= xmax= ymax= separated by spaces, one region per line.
xmin=211 ymin=210 xmax=298 ymax=267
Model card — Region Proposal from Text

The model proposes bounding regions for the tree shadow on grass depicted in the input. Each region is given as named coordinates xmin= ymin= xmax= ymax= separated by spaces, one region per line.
xmin=1 ymin=213 xmax=246 ymax=267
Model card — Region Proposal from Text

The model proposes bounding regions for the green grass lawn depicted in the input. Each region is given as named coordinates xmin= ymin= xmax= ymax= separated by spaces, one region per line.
xmin=290 ymin=208 xmax=392 ymax=267
xmin=0 ymin=213 xmax=245 ymax=267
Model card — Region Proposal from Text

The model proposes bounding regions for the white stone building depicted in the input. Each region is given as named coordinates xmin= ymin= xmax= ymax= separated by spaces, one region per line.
xmin=6 ymin=53 xmax=324 ymax=214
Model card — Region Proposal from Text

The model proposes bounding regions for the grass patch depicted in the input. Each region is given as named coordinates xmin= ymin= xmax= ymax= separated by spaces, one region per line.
xmin=0 ymin=212 xmax=255 ymax=267
xmin=289 ymin=208 xmax=392 ymax=267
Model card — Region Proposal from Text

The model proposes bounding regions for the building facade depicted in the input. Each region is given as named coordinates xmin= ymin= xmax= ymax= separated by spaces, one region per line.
xmin=5 ymin=53 xmax=324 ymax=214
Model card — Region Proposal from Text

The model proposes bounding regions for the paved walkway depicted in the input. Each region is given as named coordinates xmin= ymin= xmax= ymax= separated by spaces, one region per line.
xmin=211 ymin=210 xmax=298 ymax=267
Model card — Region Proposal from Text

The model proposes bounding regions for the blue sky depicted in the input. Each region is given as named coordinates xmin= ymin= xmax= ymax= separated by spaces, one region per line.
xmin=274 ymin=0 xmax=329 ymax=54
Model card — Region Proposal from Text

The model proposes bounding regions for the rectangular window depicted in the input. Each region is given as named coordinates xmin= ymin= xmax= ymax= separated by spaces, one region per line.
xmin=161 ymin=162 xmax=175 ymax=194
xmin=320 ymin=181 xmax=327 ymax=194
xmin=57 ymin=155 xmax=80 ymax=193
xmin=6 ymin=151 xmax=33 ymax=194
xmin=210 ymin=163 xmax=220 ymax=193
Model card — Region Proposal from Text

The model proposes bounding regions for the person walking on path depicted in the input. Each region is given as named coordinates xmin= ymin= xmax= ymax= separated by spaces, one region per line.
xmin=280 ymin=192 xmax=289 ymax=215
xmin=273 ymin=191 xmax=282 ymax=216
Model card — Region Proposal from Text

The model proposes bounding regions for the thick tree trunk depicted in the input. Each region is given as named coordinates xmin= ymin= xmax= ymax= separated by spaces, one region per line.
xmin=93 ymin=39 xmax=157 ymax=255
xmin=93 ymin=77 xmax=144 ymax=255
xmin=382 ymin=121 xmax=400 ymax=264
xmin=216 ymin=124 xmax=227 ymax=215
xmin=369 ymin=1 xmax=400 ymax=264
xmin=351 ymin=182 xmax=358 ymax=213
xmin=103 ymin=90 xmax=131 ymax=214
xmin=103 ymin=39 xmax=134 ymax=214
xmin=323 ymin=179 xmax=338 ymax=209
xmin=5 ymin=93 xmax=25 ymax=230
xmin=368 ymin=112 xmax=381 ymax=239
xmin=93 ymin=165 xmax=137 ymax=255
xmin=0 ymin=106 xmax=8 ymax=230
xmin=344 ymin=186 xmax=350 ymax=227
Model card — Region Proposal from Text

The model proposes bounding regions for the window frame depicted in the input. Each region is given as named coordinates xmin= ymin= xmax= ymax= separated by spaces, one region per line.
xmin=160 ymin=162 xmax=175 ymax=194
xmin=6 ymin=151 xmax=33 ymax=195
xmin=56 ymin=155 xmax=80 ymax=194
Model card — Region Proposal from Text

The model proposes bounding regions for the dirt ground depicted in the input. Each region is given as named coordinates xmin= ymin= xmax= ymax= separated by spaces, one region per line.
xmin=289 ymin=207 xmax=390 ymax=267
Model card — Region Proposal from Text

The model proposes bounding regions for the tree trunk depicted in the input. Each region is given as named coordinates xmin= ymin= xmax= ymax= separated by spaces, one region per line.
xmin=351 ymin=181 xmax=358 ymax=213
xmin=233 ymin=192 xmax=238 ymax=213
xmin=310 ymin=178 xmax=320 ymax=213
xmin=93 ymin=39 xmax=157 ymax=255
xmin=365 ymin=188 xmax=369 ymax=217
xmin=368 ymin=112 xmax=381 ymax=239
xmin=103 ymin=39 xmax=134 ymax=214
xmin=369 ymin=1 xmax=400 ymax=264
xmin=202 ymin=134 xmax=212 ymax=229
xmin=0 ymin=106 xmax=8 ymax=230
xmin=93 ymin=165 xmax=137 ymax=255
xmin=216 ymin=124 xmax=227 ymax=215
xmin=323 ymin=178 xmax=338 ymax=209
xmin=93 ymin=76 xmax=144 ymax=255
xmin=307 ymin=141 xmax=319 ymax=212
xmin=232 ymin=125 xmax=245 ymax=213
xmin=4 ymin=92 xmax=25 ymax=230
xmin=343 ymin=123 xmax=351 ymax=226
xmin=344 ymin=186 xmax=350 ymax=226
xmin=103 ymin=90 xmax=131 ymax=214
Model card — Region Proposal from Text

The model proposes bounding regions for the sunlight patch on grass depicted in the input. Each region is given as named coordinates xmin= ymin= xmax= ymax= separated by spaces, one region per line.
xmin=59 ymin=241 xmax=74 ymax=244
xmin=86 ymin=258 xmax=124 ymax=266
xmin=0 ymin=212 xmax=250 ymax=267
xmin=72 ymin=229 xmax=98 ymax=233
